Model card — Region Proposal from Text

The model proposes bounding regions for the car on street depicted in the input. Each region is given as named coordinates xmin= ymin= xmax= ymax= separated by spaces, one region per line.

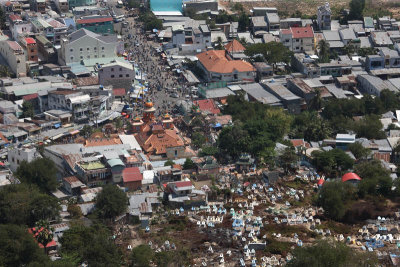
xmin=171 ymin=93 xmax=179 ymax=98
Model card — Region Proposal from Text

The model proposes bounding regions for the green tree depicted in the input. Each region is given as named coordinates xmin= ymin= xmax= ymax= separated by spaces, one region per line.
xmin=0 ymin=184 xmax=60 ymax=226
xmin=67 ymin=205 xmax=83 ymax=219
xmin=218 ymin=123 xmax=250 ymax=159
xmin=183 ymin=158 xmax=196 ymax=170
xmin=348 ymin=142 xmax=370 ymax=160
xmin=199 ymin=146 xmax=218 ymax=157
xmin=317 ymin=181 xmax=356 ymax=220
xmin=215 ymin=36 xmax=224 ymax=50
xmin=317 ymin=39 xmax=330 ymax=63
xmin=288 ymin=239 xmax=377 ymax=267
xmin=355 ymin=160 xmax=392 ymax=197
xmin=245 ymin=42 xmax=293 ymax=70
xmin=352 ymin=114 xmax=385 ymax=139
xmin=312 ymin=149 xmax=354 ymax=177
xmin=164 ymin=159 xmax=175 ymax=167
xmin=96 ymin=184 xmax=128 ymax=219
xmin=349 ymin=0 xmax=366 ymax=20
xmin=0 ymin=224 xmax=51 ymax=266
xmin=278 ymin=147 xmax=298 ymax=174
xmin=290 ymin=111 xmax=331 ymax=142
xmin=130 ymin=244 xmax=154 ymax=267
xmin=238 ymin=12 xmax=249 ymax=31
xmin=80 ymin=125 xmax=93 ymax=138
xmin=114 ymin=117 xmax=124 ymax=130
xmin=308 ymin=89 xmax=322 ymax=111
xmin=60 ymin=223 xmax=122 ymax=266
xmin=16 ymin=157 xmax=58 ymax=193
xmin=0 ymin=8 xmax=6 ymax=30
xmin=0 ymin=65 xmax=11 ymax=78
xmin=22 ymin=101 xmax=35 ymax=118
xmin=191 ymin=131 xmax=206 ymax=149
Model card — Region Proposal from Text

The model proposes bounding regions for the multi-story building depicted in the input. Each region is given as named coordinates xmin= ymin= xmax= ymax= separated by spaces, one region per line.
xmin=46 ymin=19 xmax=68 ymax=44
xmin=280 ymin=26 xmax=314 ymax=53
xmin=76 ymin=15 xmax=114 ymax=34
xmin=59 ymin=28 xmax=122 ymax=66
xmin=75 ymin=158 xmax=111 ymax=187
xmin=21 ymin=37 xmax=38 ymax=62
xmin=36 ymin=35 xmax=56 ymax=63
xmin=55 ymin=0 xmax=69 ymax=13
xmin=47 ymin=89 xmax=90 ymax=122
xmin=8 ymin=146 xmax=41 ymax=172
xmin=317 ymin=2 xmax=331 ymax=30
xmin=0 ymin=41 xmax=26 ymax=77
xmin=9 ymin=14 xmax=32 ymax=40
xmin=98 ymin=61 xmax=134 ymax=90
xmin=31 ymin=0 xmax=45 ymax=13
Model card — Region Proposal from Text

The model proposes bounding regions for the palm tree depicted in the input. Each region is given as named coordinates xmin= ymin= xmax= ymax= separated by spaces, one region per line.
xmin=215 ymin=36 xmax=224 ymax=50
xmin=317 ymin=40 xmax=330 ymax=63
xmin=308 ymin=88 xmax=322 ymax=111
xmin=0 ymin=65 xmax=11 ymax=78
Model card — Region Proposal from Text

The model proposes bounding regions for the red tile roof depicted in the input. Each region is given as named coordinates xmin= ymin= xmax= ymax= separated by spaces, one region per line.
xmin=113 ymin=88 xmax=126 ymax=97
xmin=281 ymin=29 xmax=292 ymax=35
xmin=23 ymin=93 xmax=38 ymax=101
xmin=123 ymin=167 xmax=143 ymax=183
xmin=25 ymin=37 xmax=36 ymax=45
xmin=196 ymin=50 xmax=255 ymax=74
xmin=175 ymin=181 xmax=193 ymax=188
xmin=85 ymin=138 xmax=122 ymax=147
xmin=194 ymin=99 xmax=220 ymax=114
xmin=77 ymin=17 xmax=113 ymax=24
xmin=9 ymin=14 xmax=22 ymax=22
xmin=28 ymin=227 xmax=57 ymax=248
xmin=224 ymin=39 xmax=246 ymax=53
xmin=291 ymin=26 xmax=314 ymax=39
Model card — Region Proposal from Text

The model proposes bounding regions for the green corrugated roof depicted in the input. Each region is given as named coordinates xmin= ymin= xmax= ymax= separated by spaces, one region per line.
xmin=107 ymin=158 xmax=124 ymax=168
xmin=14 ymin=87 xmax=45 ymax=96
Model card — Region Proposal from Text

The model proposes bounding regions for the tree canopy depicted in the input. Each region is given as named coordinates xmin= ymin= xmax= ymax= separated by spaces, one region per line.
xmin=130 ymin=245 xmax=154 ymax=267
xmin=22 ymin=101 xmax=34 ymax=118
xmin=355 ymin=160 xmax=393 ymax=198
xmin=245 ymin=42 xmax=293 ymax=66
xmin=183 ymin=158 xmax=196 ymax=170
xmin=16 ymin=157 xmax=58 ymax=193
xmin=60 ymin=223 xmax=122 ymax=266
xmin=0 ymin=184 xmax=60 ymax=226
xmin=312 ymin=149 xmax=354 ymax=177
xmin=95 ymin=184 xmax=128 ymax=219
xmin=0 ymin=224 xmax=51 ymax=266
xmin=317 ymin=181 xmax=356 ymax=220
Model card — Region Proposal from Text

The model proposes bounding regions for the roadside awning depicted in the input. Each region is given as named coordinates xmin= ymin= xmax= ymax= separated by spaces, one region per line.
xmin=50 ymin=133 xmax=64 ymax=140
xmin=53 ymin=123 xmax=61 ymax=129
xmin=69 ymin=130 xmax=80 ymax=135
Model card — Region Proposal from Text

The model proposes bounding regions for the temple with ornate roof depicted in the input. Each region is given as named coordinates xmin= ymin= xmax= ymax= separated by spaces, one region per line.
xmin=130 ymin=100 xmax=192 ymax=159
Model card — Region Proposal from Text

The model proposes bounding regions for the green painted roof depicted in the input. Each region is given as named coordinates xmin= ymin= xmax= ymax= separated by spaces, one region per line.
xmin=80 ymin=161 xmax=105 ymax=170
xmin=107 ymin=158 xmax=124 ymax=168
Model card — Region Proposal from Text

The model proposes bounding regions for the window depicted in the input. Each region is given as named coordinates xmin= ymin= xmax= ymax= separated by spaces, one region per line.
xmin=80 ymin=48 xmax=83 ymax=51
xmin=87 ymin=47 xmax=90 ymax=50
xmin=126 ymin=74 xmax=129 ymax=77
xmin=30 ymin=49 xmax=34 ymax=53
xmin=119 ymin=67 xmax=122 ymax=71
xmin=119 ymin=74 xmax=123 ymax=77
xmin=111 ymin=75 xmax=115 ymax=78
xmin=101 ymin=47 xmax=104 ymax=50
xmin=80 ymin=56 xmax=83 ymax=59
xmin=95 ymin=55 xmax=98 ymax=58
xmin=102 ymin=55 xmax=105 ymax=57
xmin=70 ymin=48 xmax=73 ymax=52
xmin=175 ymin=150 xmax=177 ymax=156
xmin=111 ymin=68 xmax=114 ymax=71
xmin=94 ymin=47 xmax=97 ymax=50
xmin=70 ymin=56 xmax=74 ymax=60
